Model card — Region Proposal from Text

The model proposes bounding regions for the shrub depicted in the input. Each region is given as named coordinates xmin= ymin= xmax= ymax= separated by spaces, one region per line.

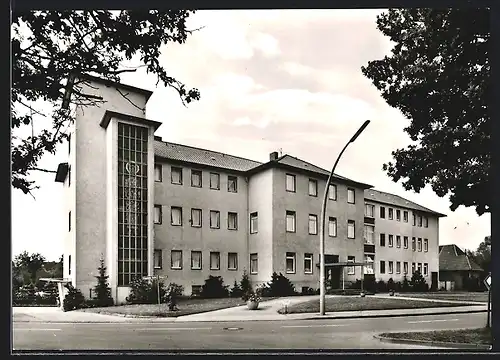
xmin=126 ymin=277 xmax=166 ymax=304
xmin=376 ymin=280 xmax=387 ymax=293
xmin=230 ymin=280 xmax=244 ymax=298
xmin=200 ymin=275 xmax=229 ymax=299
xmin=240 ymin=271 xmax=252 ymax=300
xmin=63 ymin=284 xmax=86 ymax=311
xmin=394 ymin=281 xmax=402 ymax=292
xmin=363 ymin=276 xmax=377 ymax=293
xmin=401 ymin=276 xmax=411 ymax=292
xmin=265 ymin=272 xmax=296 ymax=297
xmin=349 ymin=279 xmax=362 ymax=290
xmin=164 ymin=283 xmax=184 ymax=311
xmin=387 ymin=278 xmax=396 ymax=291
xmin=410 ymin=271 xmax=429 ymax=292
xmin=301 ymin=287 xmax=317 ymax=295
xmin=93 ymin=256 xmax=114 ymax=307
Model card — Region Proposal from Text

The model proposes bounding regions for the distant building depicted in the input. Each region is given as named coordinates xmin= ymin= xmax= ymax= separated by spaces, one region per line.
xmin=438 ymin=244 xmax=483 ymax=291
xmin=55 ymin=76 xmax=446 ymax=303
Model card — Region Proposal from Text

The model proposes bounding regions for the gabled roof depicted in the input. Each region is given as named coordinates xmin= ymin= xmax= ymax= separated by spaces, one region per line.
xmin=154 ymin=141 xmax=262 ymax=172
xmin=364 ymin=188 xmax=447 ymax=217
xmin=438 ymin=244 xmax=483 ymax=272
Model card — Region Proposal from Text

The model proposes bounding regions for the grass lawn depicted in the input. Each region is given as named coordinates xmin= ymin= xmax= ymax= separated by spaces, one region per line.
xmin=278 ymin=296 xmax=474 ymax=314
xmin=81 ymin=297 xmax=261 ymax=317
xmin=380 ymin=327 xmax=492 ymax=345
xmin=396 ymin=292 xmax=488 ymax=303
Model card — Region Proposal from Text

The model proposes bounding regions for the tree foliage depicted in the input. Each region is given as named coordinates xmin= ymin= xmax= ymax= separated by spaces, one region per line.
xmin=362 ymin=8 xmax=490 ymax=215
xmin=93 ymin=255 xmax=114 ymax=307
xmin=12 ymin=10 xmax=201 ymax=195
xmin=13 ymin=251 xmax=46 ymax=284
xmin=466 ymin=235 xmax=491 ymax=277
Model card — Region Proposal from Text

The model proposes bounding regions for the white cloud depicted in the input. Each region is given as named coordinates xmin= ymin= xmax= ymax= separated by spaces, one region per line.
xmin=249 ymin=32 xmax=281 ymax=57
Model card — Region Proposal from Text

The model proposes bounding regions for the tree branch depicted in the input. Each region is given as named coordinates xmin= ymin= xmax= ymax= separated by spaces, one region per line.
xmin=29 ymin=167 xmax=57 ymax=174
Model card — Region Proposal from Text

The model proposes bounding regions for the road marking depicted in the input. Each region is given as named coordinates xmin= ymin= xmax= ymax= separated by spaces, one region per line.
xmin=134 ymin=327 xmax=212 ymax=331
xmin=407 ymin=319 xmax=459 ymax=324
xmin=14 ymin=328 xmax=62 ymax=331
xmin=281 ymin=324 xmax=347 ymax=328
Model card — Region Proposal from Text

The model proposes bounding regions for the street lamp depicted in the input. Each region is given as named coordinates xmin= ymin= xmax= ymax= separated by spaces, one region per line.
xmin=319 ymin=120 xmax=371 ymax=316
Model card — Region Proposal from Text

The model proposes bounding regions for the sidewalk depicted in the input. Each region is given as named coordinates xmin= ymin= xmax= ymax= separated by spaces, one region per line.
xmin=13 ymin=295 xmax=488 ymax=324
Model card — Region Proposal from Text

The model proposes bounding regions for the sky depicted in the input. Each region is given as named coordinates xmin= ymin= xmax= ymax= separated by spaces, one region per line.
xmin=11 ymin=9 xmax=491 ymax=262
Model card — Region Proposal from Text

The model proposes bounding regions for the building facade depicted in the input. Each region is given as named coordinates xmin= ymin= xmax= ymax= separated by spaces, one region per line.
xmin=55 ymin=77 xmax=445 ymax=303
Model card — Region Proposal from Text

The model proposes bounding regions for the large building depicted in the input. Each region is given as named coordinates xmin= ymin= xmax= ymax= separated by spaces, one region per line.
xmin=55 ymin=76 xmax=446 ymax=303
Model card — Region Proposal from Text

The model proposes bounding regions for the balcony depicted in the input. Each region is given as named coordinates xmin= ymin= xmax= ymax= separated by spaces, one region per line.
xmin=364 ymin=216 xmax=375 ymax=225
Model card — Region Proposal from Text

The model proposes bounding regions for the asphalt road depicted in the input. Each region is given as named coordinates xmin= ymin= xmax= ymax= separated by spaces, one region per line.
xmin=13 ymin=312 xmax=486 ymax=351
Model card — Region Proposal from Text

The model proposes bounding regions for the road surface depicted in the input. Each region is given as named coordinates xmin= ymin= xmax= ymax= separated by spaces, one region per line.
xmin=13 ymin=312 xmax=486 ymax=351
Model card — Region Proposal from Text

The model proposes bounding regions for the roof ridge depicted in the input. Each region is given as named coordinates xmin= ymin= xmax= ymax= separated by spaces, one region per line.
xmin=365 ymin=188 xmax=445 ymax=216
xmin=280 ymin=154 xmax=346 ymax=179
xmin=157 ymin=140 xmax=263 ymax=165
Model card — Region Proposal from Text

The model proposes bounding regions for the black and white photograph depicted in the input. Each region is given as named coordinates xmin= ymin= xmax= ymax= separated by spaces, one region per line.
xmin=11 ymin=6 xmax=493 ymax=352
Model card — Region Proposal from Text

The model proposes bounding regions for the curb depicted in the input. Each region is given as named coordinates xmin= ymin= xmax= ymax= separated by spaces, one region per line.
xmin=373 ymin=334 xmax=492 ymax=350
xmin=302 ymin=309 xmax=488 ymax=321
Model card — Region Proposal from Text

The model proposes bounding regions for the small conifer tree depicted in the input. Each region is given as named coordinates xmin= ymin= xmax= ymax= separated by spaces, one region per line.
xmin=93 ymin=255 xmax=114 ymax=307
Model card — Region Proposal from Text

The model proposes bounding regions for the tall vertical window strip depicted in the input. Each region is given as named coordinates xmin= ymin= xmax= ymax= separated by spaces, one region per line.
xmin=117 ymin=123 xmax=149 ymax=286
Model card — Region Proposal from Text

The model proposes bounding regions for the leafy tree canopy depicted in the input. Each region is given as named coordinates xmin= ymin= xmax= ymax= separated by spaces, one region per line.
xmin=12 ymin=10 xmax=201 ymax=195
xmin=362 ymin=8 xmax=490 ymax=215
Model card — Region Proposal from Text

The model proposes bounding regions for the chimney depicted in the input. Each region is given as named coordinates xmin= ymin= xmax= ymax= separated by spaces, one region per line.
xmin=270 ymin=151 xmax=279 ymax=161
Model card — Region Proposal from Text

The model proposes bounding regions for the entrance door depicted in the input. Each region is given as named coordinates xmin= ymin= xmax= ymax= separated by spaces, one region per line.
xmin=431 ymin=272 xmax=438 ymax=291
xmin=325 ymin=255 xmax=340 ymax=290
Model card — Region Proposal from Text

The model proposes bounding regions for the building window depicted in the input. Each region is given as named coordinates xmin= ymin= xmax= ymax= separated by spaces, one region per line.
xmin=228 ymin=212 xmax=238 ymax=230
xmin=117 ymin=123 xmax=149 ymax=286
xmin=364 ymin=225 xmax=375 ymax=245
xmin=250 ymin=253 xmax=258 ymax=274
xmin=286 ymin=211 xmax=296 ymax=232
xmin=396 ymin=261 xmax=401 ymax=274
xmin=250 ymin=212 xmax=258 ymax=234
xmin=380 ymin=206 xmax=386 ymax=219
xmin=412 ymin=262 xmax=416 ymax=274
xmin=347 ymin=220 xmax=355 ymax=239
xmin=285 ymin=174 xmax=296 ymax=192
xmin=191 ymin=285 xmax=202 ymax=296
xmin=365 ymin=204 xmax=375 ymax=217
xmin=423 ymin=263 xmax=428 ymax=276
xmin=403 ymin=262 xmax=408 ymax=274
xmin=417 ymin=238 xmax=422 ymax=252
xmin=154 ymin=205 xmax=162 ymax=224
xmin=404 ymin=236 xmax=409 ymax=249
xmin=388 ymin=261 xmax=394 ymax=274
xmin=68 ymin=211 xmax=71 ymax=231
xmin=191 ymin=208 xmax=202 ymax=228
xmin=412 ymin=213 xmax=416 ymax=226
xmin=396 ymin=209 xmax=401 ymax=222
xmin=347 ymin=256 xmax=355 ymax=275
xmin=228 ymin=176 xmax=238 ymax=193
xmin=210 ymin=172 xmax=220 ymax=190
xmin=417 ymin=263 xmax=422 ymax=274
xmin=412 ymin=237 xmax=416 ymax=251
xmin=191 ymin=251 xmax=202 ymax=270
xmin=403 ymin=211 xmax=408 ymax=222
xmin=68 ymin=255 xmax=71 ymax=275
xmin=328 ymin=217 xmax=337 ymax=237
xmin=154 ymin=164 xmax=162 ymax=182
xmin=308 ymin=214 xmax=318 ymax=235
xmin=171 ymin=207 xmax=182 ymax=226
xmin=153 ymin=249 xmax=162 ymax=269
xmin=418 ymin=215 xmax=423 ymax=227
xmin=191 ymin=170 xmax=202 ymax=188
xmin=304 ymin=253 xmax=313 ymax=274
xmin=286 ymin=252 xmax=296 ymax=274
xmin=171 ymin=250 xmax=182 ymax=269
xmin=424 ymin=238 xmax=428 ymax=252
xmin=171 ymin=167 xmax=182 ymax=185
xmin=210 ymin=252 xmax=220 ymax=270
xmin=388 ymin=208 xmax=394 ymax=220
xmin=380 ymin=233 xmax=386 ymax=247
xmin=379 ymin=260 xmax=386 ymax=274
xmin=308 ymin=179 xmax=318 ymax=197
xmin=424 ymin=217 xmax=429 ymax=228
xmin=228 ymin=252 xmax=238 ymax=270
xmin=364 ymin=254 xmax=374 ymax=274
xmin=396 ymin=235 xmax=401 ymax=248
xmin=328 ymin=184 xmax=337 ymax=200
xmin=210 ymin=210 xmax=220 ymax=229
xmin=347 ymin=188 xmax=355 ymax=204
xmin=388 ymin=234 xmax=394 ymax=247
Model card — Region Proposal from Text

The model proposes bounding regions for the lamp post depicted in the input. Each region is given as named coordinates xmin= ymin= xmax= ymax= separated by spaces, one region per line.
xmin=319 ymin=120 xmax=371 ymax=316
